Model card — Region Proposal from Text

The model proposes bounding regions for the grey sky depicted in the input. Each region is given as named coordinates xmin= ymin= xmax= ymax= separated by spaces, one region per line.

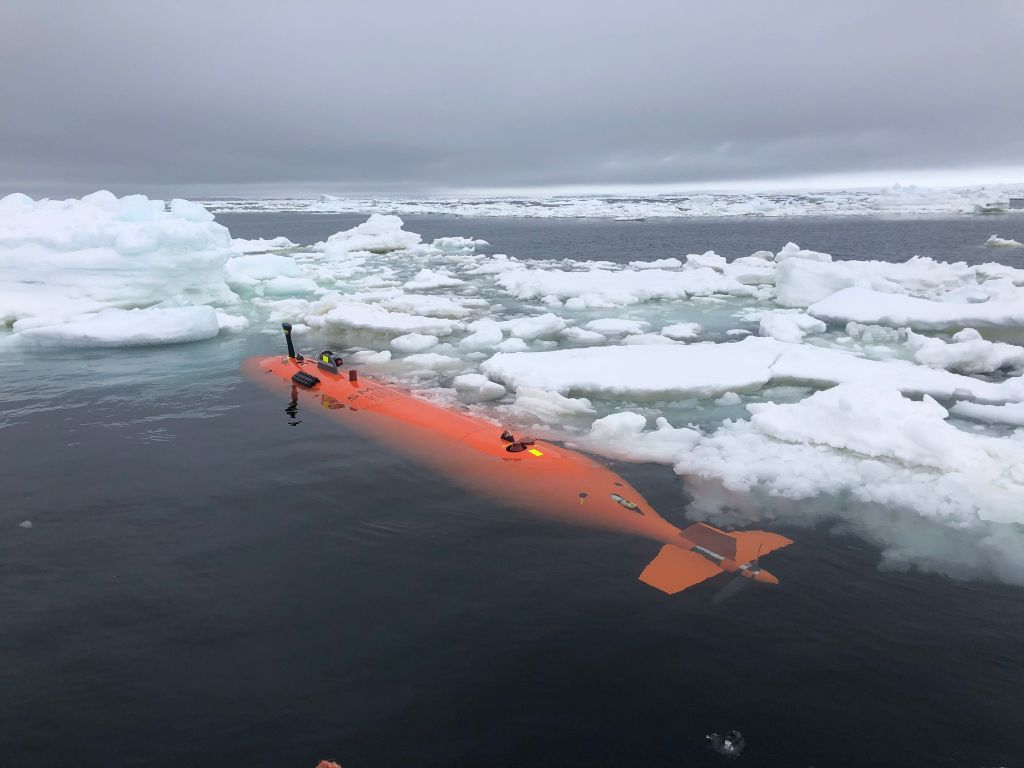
xmin=3 ymin=0 xmax=1024 ymax=197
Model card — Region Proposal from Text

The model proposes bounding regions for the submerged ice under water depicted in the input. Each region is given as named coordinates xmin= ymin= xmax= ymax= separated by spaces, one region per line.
xmin=3 ymin=192 xmax=1024 ymax=587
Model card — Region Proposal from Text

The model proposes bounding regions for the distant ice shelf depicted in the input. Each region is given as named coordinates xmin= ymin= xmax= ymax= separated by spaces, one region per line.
xmin=196 ymin=183 xmax=1024 ymax=218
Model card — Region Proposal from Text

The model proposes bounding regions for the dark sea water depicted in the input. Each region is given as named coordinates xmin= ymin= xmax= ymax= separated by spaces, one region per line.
xmin=4 ymin=215 xmax=1024 ymax=768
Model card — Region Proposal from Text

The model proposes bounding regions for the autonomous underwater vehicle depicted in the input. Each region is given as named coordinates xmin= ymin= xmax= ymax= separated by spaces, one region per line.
xmin=242 ymin=324 xmax=792 ymax=596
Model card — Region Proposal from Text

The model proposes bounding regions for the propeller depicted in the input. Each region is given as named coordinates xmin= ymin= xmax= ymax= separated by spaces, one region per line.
xmin=711 ymin=574 xmax=750 ymax=604
xmin=711 ymin=543 xmax=764 ymax=605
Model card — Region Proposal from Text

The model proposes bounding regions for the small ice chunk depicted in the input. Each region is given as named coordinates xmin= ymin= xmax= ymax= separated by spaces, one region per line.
xmin=452 ymin=373 xmax=506 ymax=401
xmin=774 ymin=242 xmax=833 ymax=263
xmin=660 ymin=322 xmax=702 ymax=340
xmin=350 ymin=350 xmax=392 ymax=364
xmin=320 ymin=213 xmax=421 ymax=255
xmin=986 ymin=235 xmax=1024 ymax=248
xmin=576 ymin=412 xmax=701 ymax=464
xmin=262 ymin=276 xmax=319 ymax=296
xmin=622 ymin=333 xmax=678 ymax=345
xmin=402 ymin=353 xmax=463 ymax=371
xmin=507 ymin=313 xmax=567 ymax=340
xmin=627 ymin=257 xmax=682 ymax=270
xmin=18 ymin=520 xmax=33 ymax=529
xmin=512 ymin=387 xmax=596 ymax=423
xmin=225 ymin=253 xmax=302 ymax=288
xmin=230 ymin=236 xmax=296 ymax=253
xmin=391 ymin=333 xmax=439 ymax=353
xmin=685 ymin=250 xmax=727 ymax=271
xmin=845 ymin=322 xmax=906 ymax=344
xmin=585 ymin=318 xmax=649 ymax=335
xmin=950 ymin=401 xmax=1024 ymax=427
xmin=758 ymin=311 xmax=827 ymax=343
xmin=459 ymin=319 xmax=504 ymax=351
xmin=404 ymin=268 xmax=466 ymax=290
xmin=497 ymin=337 xmax=529 ymax=353
xmin=561 ymin=327 xmax=607 ymax=344
xmin=216 ymin=311 xmax=250 ymax=333
xmin=715 ymin=391 xmax=742 ymax=406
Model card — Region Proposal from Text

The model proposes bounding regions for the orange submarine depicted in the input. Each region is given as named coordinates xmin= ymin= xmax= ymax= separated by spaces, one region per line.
xmin=242 ymin=323 xmax=792 ymax=597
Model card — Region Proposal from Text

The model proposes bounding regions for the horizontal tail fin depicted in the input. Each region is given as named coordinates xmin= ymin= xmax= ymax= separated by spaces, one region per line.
xmin=638 ymin=544 xmax=722 ymax=594
xmin=680 ymin=523 xmax=793 ymax=565
xmin=729 ymin=530 xmax=793 ymax=565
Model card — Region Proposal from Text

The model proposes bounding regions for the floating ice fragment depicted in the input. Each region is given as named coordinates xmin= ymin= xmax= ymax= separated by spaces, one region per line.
xmin=986 ymin=235 xmax=1024 ymax=248
xmin=810 ymin=287 xmax=1024 ymax=331
xmin=452 ymin=373 xmax=506 ymax=401
xmin=907 ymin=329 xmax=1024 ymax=374
xmin=230 ymin=236 xmax=297 ymax=253
xmin=391 ymin=333 xmax=439 ymax=354
xmin=584 ymin=318 xmax=649 ymax=335
xmin=660 ymin=322 xmax=702 ymax=340
xmin=950 ymin=401 xmax=1024 ymax=427
xmin=318 ymin=214 xmax=421 ymax=255
xmin=15 ymin=306 xmax=221 ymax=347
xmin=758 ymin=311 xmax=827 ymax=343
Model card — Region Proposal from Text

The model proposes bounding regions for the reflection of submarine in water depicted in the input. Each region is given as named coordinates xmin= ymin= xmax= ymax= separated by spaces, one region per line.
xmin=242 ymin=324 xmax=792 ymax=596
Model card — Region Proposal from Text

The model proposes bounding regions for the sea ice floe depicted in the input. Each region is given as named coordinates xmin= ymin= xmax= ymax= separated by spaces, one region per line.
xmin=390 ymin=333 xmax=439 ymax=354
xmin=230 ymin=236 xmax=296 ymax=253
xmin=480 ymin=336 xmax=1024 ymax=403
xmin=452 ymin=373 xmax=506 ymax=402
xmin=809 ymin=287 xmax=1024 ymax=331
xmin=507 ymin=387 xmax=596 ymax=424
xmin=14 ymin=306 xmax=221 ymax=347
xmin=673 ymin=383 xmax=1024 ymax=585
xmin=495 ymin=266 xmax=756 ymax=307
xmin=305 ymin=297 xmax=463 ymax=340
xmin=907 ymin=328 xmax=1024 ymax=374
xmin=659 ymin=322 xmax=702 ymax=340
xmin=986 ymin=234 xmax=1023 ymax=248
xmin=951 ymin=401 xmax=1024 ymax=427
xmin=572 ymin=412 xmax=701 ymax=464
xmin=0 ymin=191 xmax=236 ymax=339
xmin=757 ymin=311 xmax=826 ymax=343
xmin=585 ymin=318 xmax=650 ymax=336
xmin=225 ymin=253 xmax=304 ymax=290
xmin=315 ymin=213 xmax=421 ymax=255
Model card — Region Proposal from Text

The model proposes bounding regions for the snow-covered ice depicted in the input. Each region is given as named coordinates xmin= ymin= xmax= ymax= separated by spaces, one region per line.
xmin=986 ymin=235 xmax=1023 ymax=248
xmin=15 ymin=306 xmax=221 ymax=347
xmin=480 ymin=336 xmax=1022 ymax=403
xmin=809 ymin=287 xmax=1024 ymax=331
xmin=0 ymin=191 xmax=236 ymax=346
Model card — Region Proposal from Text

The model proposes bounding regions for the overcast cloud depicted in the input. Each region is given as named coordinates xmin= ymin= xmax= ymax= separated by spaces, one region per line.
xmin=2 ymin=0 xmax=1024 ymax=197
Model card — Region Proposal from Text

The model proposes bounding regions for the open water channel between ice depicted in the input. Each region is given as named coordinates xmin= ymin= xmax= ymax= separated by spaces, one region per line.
xmin=4 ymin=208 xmax=1024 ymax=767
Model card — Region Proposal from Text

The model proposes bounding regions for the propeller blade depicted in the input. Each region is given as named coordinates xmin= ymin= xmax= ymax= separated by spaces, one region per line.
xmin=712 ymin=574 xmax=751 ymax=605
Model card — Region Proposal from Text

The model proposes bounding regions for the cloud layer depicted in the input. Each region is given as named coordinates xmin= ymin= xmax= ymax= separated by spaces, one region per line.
xmin=3 ymin=0 xmax=1023 ymax=196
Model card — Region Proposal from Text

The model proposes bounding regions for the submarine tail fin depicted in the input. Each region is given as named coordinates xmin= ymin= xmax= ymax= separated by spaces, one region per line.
xmin=728 ymin=530 xmax=793 ymax=565
xmin=638 ymin=544 xmax=722 ymax=594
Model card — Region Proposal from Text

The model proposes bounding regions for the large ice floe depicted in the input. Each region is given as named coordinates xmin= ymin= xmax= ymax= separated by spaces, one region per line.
xmin=5 ymin=191 xmax=1024 ymax=587
xmin=0 ymin=191 xmax=241 ymax=346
